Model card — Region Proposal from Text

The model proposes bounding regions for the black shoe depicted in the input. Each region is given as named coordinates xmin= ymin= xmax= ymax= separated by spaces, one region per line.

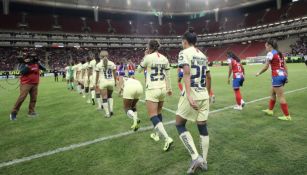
xmin=110 ymin=112 xmax=114 ymax=116
xmin=28 ymin=112 xmax=38 ymax=118
xmin=92 ymin=99 xmax=95 ymax=105
xmin=10 ymin=113 xmax=17 ymax=121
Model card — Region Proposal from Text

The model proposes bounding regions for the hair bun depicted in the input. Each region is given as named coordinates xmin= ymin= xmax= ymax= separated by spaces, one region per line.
xmin=188 ymin=27 xmax=194 ymax=33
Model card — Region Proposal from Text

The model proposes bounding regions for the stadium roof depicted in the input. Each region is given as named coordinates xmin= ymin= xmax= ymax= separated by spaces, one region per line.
xmin=11 ymin=0 xmax=273 ymax=15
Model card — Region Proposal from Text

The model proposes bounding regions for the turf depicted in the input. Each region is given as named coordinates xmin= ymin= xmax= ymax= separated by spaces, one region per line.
xmin=0 ymin=64 xmax=306 ymax=175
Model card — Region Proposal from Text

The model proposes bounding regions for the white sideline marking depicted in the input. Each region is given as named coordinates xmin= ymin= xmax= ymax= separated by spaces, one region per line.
xmin=0 ymin=86 xmax=306 ymax=168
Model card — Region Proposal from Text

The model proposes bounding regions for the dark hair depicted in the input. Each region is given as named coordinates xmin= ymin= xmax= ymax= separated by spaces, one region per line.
xmin=182 ymin=27 xmax=197 ymax=45
xmin=227 ymin=51 xmax=240 ymax=62
xmin=266 ymin=38 xmax=283 ymax=59
xmin=148 ymin=39 xmax=160 ymax=52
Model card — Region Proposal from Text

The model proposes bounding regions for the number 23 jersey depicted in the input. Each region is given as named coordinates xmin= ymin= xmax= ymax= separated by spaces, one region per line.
xmin=178 ymin=47 xmax=210 ymax=101
xmin=139 ymin=52 xmax=170 ymax=90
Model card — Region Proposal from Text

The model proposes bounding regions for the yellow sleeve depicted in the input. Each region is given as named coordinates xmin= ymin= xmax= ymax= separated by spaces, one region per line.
xmin=178 ymin=51 xmax=189 ymax=67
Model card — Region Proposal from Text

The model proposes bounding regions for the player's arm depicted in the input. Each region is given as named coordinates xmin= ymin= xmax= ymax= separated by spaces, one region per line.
xmin=165 ymin=63 xmax=172 ymax=95
xmin=137 ymin=57 xmax=146 ymax=73
xmin=206 ymin=70 xmax=211 ymax=98
xmin=257 ymin=52 xmax=272 ymax=76
xmin=227 ymin=63 xmax=232 ymax=84
xmin=183 ymin=64 xmax=198 ymax=110
xmin=95 ymin=68 xmax=100 ymax=87
xmin=284 ymin=60 xmax=288 ymax=75
xmin=256 ymin=61 xmax=269 ymax=76
xmin=113 ymin=69 xmax=117 ymax=84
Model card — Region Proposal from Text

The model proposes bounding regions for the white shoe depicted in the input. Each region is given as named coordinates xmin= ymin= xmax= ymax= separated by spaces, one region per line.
xmin=82 ymin=95 xmax=86 ymax=98
xmin=233 ymin=105 xmax=243 ymax=110
xmin=86 ymin=99 xmax=91 ymax=104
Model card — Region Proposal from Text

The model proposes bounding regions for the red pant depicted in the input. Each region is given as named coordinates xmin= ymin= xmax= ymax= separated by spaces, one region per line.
xmin=11 ymin=84 xmax=38 ymax=115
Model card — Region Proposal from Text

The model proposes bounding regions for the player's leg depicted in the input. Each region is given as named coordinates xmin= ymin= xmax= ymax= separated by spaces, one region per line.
xmin=96 ymin=86 xmax=102 ymax=110
xmin=197 ymin=120 xmax=209 ymax=170
xmin=147 ymin=100 xmax=172 ymax=151
xmin=263 ymin=87 xmax=276 ymax=116
xmin=178 ymin=77 xmax=183 ymax=94
xmin=275 ymin=86 xmax=291 ymax=120
xmin=85 ymin=86 xmax=91 ymax=103
xmin=100 ymin=88 xmax=110 ymax=117
xmin=10 ymin=84 xmax=31 ymax=120
xmin=90 ymin=87 xmax=96 ymax=105
xmin=28 ymin=84 xmax=38 ymax=117
xmin=176 ymin=115 xmax=205 ymax=174
xmin=107 ymin=89 xmax=114 ymax=116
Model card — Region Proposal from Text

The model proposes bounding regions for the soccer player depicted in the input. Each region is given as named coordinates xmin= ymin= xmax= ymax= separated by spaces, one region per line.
xmin=75 ymin=60 xmax=84 ymax=95
xmin=81 ymin=57 xmax=91 ymax=103
xmin=137 ymin=39 xmax=173 ymax=151
xmin=118 ymin=76 xmax=143 ymax=131
xmin=227 ymin=51 xmax=245 ymax=110
xmin=95 ymin=51 xmax=116 ymax=117
xmin=72 ymin=61 xmax=78 ymax=91
xmin=176 ymin=28 xmax=211 ymax=174
xmin=127 ymin=59 xmax=135 ymax=78
xmin=117 ymin=61 xmax=126 ymax=77
xmin=88 ymin=53 xmax=100 ymax=107
xmin=256 ymin=39 xmax=291 ymax=121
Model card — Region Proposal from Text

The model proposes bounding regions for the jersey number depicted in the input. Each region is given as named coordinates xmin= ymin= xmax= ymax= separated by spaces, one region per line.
xmin=103 ymin=69 xmax=113 ymax=79
xmin=190 ymin=65 xmax=207 ymax=87
xmin=150 ymin=67 xmax=165 ymax=81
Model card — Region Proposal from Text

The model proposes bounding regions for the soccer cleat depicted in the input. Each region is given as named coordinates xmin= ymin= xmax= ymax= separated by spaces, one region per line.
xmin=28 ymin=112 xmax=38 ymax=118
xmin=110 ymin=112 xmax=114 ymax=116
xmin=82 ymin=95 xmax=86 ymax=98
xmin=262 ymin=109 xmax=274 ymax=116
xmin=105 ymin=114 xmax=111 ymax=118
xmin=187 ymin=156 xmax=206 ymax=175
xmin=131 ymin=120 xmax=141 ymax=132
xmin=150 ymin=133 xmax=160 ymax=142
xmin=233 ymin=105 xmax=243 ymax=110
xmin=278 ymin=115 xmax=292 ymax=121
xmin=10 ymin=113 xmax=17 ymax=121
xmin=86 ymin=99 xmax=91 ymax=104
xmin=163 ymin=137 xmax=174 ymax=152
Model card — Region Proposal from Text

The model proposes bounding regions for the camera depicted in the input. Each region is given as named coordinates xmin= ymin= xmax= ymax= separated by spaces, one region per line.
xmin=17 ymin=51 xmax=39 ymax=64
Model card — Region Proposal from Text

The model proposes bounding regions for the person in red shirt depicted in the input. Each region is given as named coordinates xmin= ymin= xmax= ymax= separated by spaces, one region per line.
xmin=256 ymin=39 xmax=290 ymax=121
xmin=10 ymin=51 xmax=46 ymax=120
xmin=227 ymin=51 xmax=245 ymax=110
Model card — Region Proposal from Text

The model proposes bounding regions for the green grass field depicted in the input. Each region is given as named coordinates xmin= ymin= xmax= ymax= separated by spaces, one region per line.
xmin=0 ymin=64 xmax=307 ymax=175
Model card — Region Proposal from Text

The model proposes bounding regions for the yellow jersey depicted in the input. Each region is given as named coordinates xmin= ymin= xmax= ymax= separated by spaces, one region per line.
xmin=138 ymin=52 xmax=171 ymax=90
xmin=178 ymin=47 xmax=209 ymax=100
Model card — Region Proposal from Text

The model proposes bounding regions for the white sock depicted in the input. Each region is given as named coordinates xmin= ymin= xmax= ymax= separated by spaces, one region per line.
xmin=91 ymin=90 xmax=95 ymax=99
xmin=102 ymin=100 xmax=110 ymax=116
xmin=180 ymin=131 xmax=199 ymax=160
xmin=200 ymin=135 xmax=209 ymax=163
xmin=127 ymin=110 xmax=138 ymax=124
xmin=155 ymin=122 xmax=170 ymax=140
xmin=108 ymin=98 xmax=113 ymax=113
xmin=77 ymin=85 xmax=81 ymax=93
xmin=96 ymin=96 xmax=102 ymax=108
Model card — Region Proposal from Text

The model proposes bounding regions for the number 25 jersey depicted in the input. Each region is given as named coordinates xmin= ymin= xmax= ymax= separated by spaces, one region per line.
xmin=178 ymin=47 xmax=210 ymax=101
xmin=139 ymin=52 xmax=170 ymax=90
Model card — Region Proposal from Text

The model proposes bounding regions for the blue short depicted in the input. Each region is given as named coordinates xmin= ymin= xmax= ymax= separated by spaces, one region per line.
xmin=128 ymin=71 xmax=135 ymax=76
xmin=118 ymin=72 xmax=125 ymax=76
xmin=233 ymin=78 xmax=244 ymax=89
xmin=272 ymin=76 xmax=287 ymax=87
xmin=178 ymin=71 xmax=183 ymax=78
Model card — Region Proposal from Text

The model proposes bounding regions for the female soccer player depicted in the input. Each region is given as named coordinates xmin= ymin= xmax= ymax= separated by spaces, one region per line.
xmin=118 ymin=76 xmax=143 ymax=131
xmin=127 ymin=59 xmax=135 ymax=78
xmin=137 ymin=39 xmax=173 ymax=151
xmin=95 ymin=51 xmax=117 ymax=118
xmin=227 ymin=51 xmax=245 ymax=110
xmin=176 ymin=28 xmax=211 ymax=174
xmin=89 ymin=53 xmax=101 ymax=108
xmin=256 ymin=39 xmax=291 ymax=121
